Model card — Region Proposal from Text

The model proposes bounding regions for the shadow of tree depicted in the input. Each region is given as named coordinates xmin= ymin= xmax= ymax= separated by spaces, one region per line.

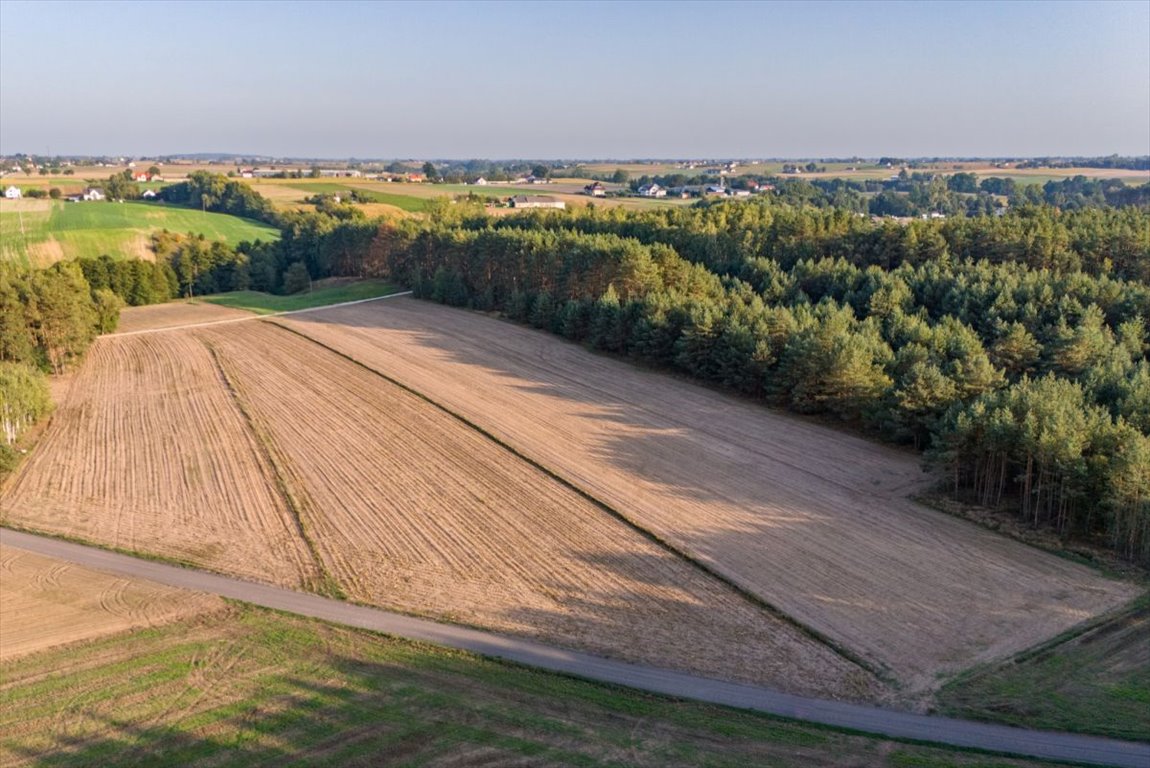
xmin=2 ymin=607 xmax=1044 ymax=768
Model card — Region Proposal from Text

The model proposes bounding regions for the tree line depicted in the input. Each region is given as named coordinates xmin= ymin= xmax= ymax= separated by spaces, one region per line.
xmin=6 ymin=173 xmax=1147 ymax=560
xmin=292 ymin=195 xmax=1149 ymax=563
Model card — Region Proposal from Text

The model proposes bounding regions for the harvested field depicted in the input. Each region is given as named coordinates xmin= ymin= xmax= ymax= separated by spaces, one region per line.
xmin=114 ymin=301 xmax=254 ymax=334
xmin=199 ymin=321 xmax=874 ymax=699
xmin=280 ymin=298 xmax=1140 ymax=694
xmin=0 ymin=544 xmax=219 ymax=661
xmin=0 ymin=332 xmax=319 ymax=587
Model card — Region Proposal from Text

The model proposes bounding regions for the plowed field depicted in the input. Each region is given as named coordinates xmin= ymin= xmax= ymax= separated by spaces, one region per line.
xmin=200 ymin=322 xmax=874 ymax=698
xmin=0 ymin=544 xmax=219 ymax=660
xmin=1 ymin=322 xmax=874 ymax=699
xmin=279 ymin=298 xmax=1140 ymax=693
xmin=0 ymin=332 xmax=319 ymax=587
xmin=115 ymin=301 xmax=254 ymax=334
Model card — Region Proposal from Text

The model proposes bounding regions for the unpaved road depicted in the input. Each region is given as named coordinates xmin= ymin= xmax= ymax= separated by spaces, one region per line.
xmin=3 ymin=528 xmax=1147 ymax=768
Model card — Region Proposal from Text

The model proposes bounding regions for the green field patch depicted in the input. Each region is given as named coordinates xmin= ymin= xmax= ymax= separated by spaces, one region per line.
xmin=0 ymin=201 xmax=278 ymax=265
xmin=199 ymin=279 xmax=398 ymax=315
xmin=937 ymin=592 xmax=1150 ymax=741
xmin=0 ymin=605 xmax=1054 ymax=767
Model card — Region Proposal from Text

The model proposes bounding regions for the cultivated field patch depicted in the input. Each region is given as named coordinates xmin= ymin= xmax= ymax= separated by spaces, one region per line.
xmin=0 ymin=332 xmax=319 ymax=588
xmin=200 ymin=321 xmax=874 ymax=698
xmin=281 ymin=298 xmax=1140 ymax=695
xmin=0 ymin=201 xmax=278 ymax=265
xmin=0 ymin=317 xmax=876 ymax=699
xmin=0 ymin=544 xmax=220 ymax=661
xmin=114 ymin=301 xmax=255 ymax=334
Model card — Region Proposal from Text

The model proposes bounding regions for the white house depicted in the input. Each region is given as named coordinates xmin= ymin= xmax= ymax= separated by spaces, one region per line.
xmin=637 ymin=183 xmax=666 ymax=198
xmin=473 ymin=177 xmax=489 ymax=186
xmin=4 ymin=185 xmax=21 ymax=199
xmin=583 ymin=181 xmax=606 ymax=197
xmin=141 ymin=189 xmax=158 ymax=199
xmin=509 ymin=195 xmax=565 ymax=210
xmin=83 ymin=188 xmax=105 ymax=201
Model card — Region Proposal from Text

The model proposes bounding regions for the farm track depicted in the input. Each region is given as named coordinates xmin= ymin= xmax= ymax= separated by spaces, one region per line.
xmin=279 ymin=298 xmax=1140 ymax=694
xmin=198 ymin=321 xmax=875 ymax=699
xmin=4 ymin=528 xmax=1148 ymax=768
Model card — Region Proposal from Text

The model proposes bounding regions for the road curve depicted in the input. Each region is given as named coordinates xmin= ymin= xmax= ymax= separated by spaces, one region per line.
xmin=3 ymin=527 xmax=1147 ymax=767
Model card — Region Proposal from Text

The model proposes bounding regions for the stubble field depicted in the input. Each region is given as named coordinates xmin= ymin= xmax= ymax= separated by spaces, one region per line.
xmin=0 ymin=544 xmax=219 ymax=661
xmin=279 ymin=298 xmax=1139 ymax=695
xmin=0 ymin=318 xmax=874 ymax=700
xmin=0 ymin=330 xmax=321 ymax=588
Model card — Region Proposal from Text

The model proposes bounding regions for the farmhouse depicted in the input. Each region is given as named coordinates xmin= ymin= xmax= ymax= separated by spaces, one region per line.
xmin=83 ymin=188 xmax=106 ymax=201
xmin=510 ymin=195 xmax=566 ymax=210
xmin=141 ymin=189 xmax=158 ymax=199
xmin=472 ymin=177 xmax=489 ymax=185
xmin=637 ymin=183 xmax=666 ymax=198
xmin=4 ymin=185 xmax=21 ymax=199
xmin=584 ymin=181 xmax=606 ymax=197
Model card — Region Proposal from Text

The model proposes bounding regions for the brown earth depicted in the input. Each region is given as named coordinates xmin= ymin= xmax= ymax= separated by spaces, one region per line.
xmin=0 ymin=332 xmax=320 ymax=588
xmin=0 ymin=544 xmax=220 ymax=661
xmin=0 ymin=320 xmax=876 ymax=700
xmin=114 ymin=301 xmax=253 ymax=334
xmin=199 ymin=321 xmax=876 ymax=699
xmin=279 ymin=298 xmax=1140 ymax=695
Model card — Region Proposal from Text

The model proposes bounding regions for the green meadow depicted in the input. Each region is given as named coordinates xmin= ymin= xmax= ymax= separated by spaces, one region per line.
xmin=0 ymin=201 xmax=279 ymax=267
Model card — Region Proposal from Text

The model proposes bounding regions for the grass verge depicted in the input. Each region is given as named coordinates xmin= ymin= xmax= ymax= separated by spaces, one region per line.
xmin=0 ymin=604 xmax=1054 ymax=767
xmin=198 ymin=279 xmax=398 ymax=315
xmin=936 ymin=592 xmax=1150 ymax=741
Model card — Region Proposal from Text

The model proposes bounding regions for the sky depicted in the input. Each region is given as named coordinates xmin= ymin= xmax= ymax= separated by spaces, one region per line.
xmin=1 ymin=0 xmax=1147 ymax=159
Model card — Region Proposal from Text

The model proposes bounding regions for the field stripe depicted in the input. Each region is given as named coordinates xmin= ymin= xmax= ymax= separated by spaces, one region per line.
xmin=3 ymin=527 xmax=1147 ymax=768
xmin=271 ymin=320 xmax=892 ymax=682
xmin=203 ymin=340 xmax=343 ymax=599
xmin=105 ymin=291 xmax=413 ymax=337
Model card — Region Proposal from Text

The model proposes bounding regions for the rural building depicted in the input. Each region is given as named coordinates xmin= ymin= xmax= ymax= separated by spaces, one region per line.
xmin=141 ymin=189 xmax=158 ymax=199
xmin=318 ymin=169 xmax=363 ymax=178
xmin=509 ymin=195 xmax=565 ymax=210
xmin=82 ymin=188 xmax=105 ymax=201
xmin=583 ymin=182 xmax=606 ymax=197
xmin=4 ymin=185 xmax=21 ymax=199
xmin=472 ymin=177 xmax=489 ymax=185
xmin=407 ymin=173 xmax=427 ymax=182
xmin=637 ymin=183 xmax=666 ymax=198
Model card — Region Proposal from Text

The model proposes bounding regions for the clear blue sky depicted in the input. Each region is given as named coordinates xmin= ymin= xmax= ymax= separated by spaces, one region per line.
xmin=1 ymin=0 xmax=1147 ymax=158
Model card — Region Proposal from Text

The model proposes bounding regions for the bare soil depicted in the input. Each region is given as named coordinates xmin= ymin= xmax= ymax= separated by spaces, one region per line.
xmin=199 ymin=321 xmax=876 ymax=699
xmin=0 ymin=332 xmax=320 ymax=587
xmin=280 ymin=298 xmax=1140 ymax=695
xmin=0 ymin=544 xmax=220 ymax=661
xmin=115 ymin=301 xmax=254 ymax=334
